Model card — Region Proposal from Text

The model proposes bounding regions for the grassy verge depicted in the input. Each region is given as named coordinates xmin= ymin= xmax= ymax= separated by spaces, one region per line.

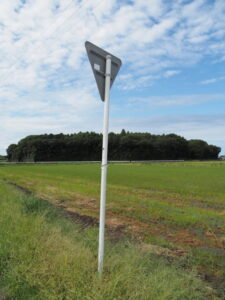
xmin=0 ymin=180 xmax=217 ymax=299
xmin=0 ymin=161 xmax=224 ymax=297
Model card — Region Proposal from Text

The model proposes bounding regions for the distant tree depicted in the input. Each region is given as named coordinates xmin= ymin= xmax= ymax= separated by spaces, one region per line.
xmin=120 ymin=129 xmax=126 ymax=136
xmin=7 ymin=144 xmax=18 ymax=161
xmin=6 ymin=132 xmax=221 ymax=162
xmin=188 ymin=140 xmax=208 ymax=159
xmin=207 ymin=145 xmax=221 ymax=159
xmin=188 ymin=140 xmax=220 ymax=159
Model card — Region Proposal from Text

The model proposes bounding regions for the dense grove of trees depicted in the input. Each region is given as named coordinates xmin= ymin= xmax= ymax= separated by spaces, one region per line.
xmin=7 ymin=130 xmax=221 ymax=162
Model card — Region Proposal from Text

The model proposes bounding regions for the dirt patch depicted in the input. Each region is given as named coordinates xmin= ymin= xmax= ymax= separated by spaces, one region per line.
xmin=52 ymin=206 xmax=129 ymax=243
xmin=6 ymin=180 xmax=212 ymax=250
xmin=72 ymin=196 xmax=98 ymax=210
xmin=63 ymin=208 xmax=129 ymax=243
xmin=46 ymin=185 xmax=58 ymax=191
xmin=220 ymin=210 xmax=225 ymax=217
xmin=63 ymin=210 xmax=99 ymax=227
xmin=7 ymin=180 xmax=128 ymax=243
xmin=40 ymin=189 xmax=99 ymax=212
xmin=220 ymin=237 xmax=225 ymax=249
xmin=106 ymin=225 xmax=128 ymax=243
xmin=168 ymin=230 xmax=204 ymax=247
xmin=141 ymin=243 xmax=187 ymax=258
xmin=204 ymin=230 xmax=225 ymax=249
xmin=0 ymin=293 xmax=6 ymax=300
xmin=7 ymin=181 xmax=33 ymax=195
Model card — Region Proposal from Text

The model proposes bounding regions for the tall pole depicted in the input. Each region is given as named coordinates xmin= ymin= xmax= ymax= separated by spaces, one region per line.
xmin=98 ymin=55 xmax=111 ymax=274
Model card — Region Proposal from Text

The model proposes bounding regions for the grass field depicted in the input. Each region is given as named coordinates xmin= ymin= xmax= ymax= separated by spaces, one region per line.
xmin=0 ymin=180 xmax=214 ymax=299
xmin=0 ymin=161 xmax=224 ymax=297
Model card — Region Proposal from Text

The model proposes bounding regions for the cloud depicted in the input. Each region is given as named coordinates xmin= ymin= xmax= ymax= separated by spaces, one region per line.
xmin=1 ymin=0 xmax=225 ymax=91
xmin=125 ymin=94 xmax=225 ymax=108
xmin=163 ymin=70 xmax=180 ymax=78
xmin=111 ymin=113 xmax=225 ymax=153
xmin=200 ymin=76 xmax=225 ymax=85
xmin=0 ymin=0 xmax=225 ymax=153
xmin=0 ymin=85 xmax=103 ymax=154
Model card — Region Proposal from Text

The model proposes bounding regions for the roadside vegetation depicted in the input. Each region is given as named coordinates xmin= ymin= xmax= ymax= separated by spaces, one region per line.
xmin=0 ymin=180 xmax=215 ymax=299
xmin=0 ymin=161 xmax=224 ymax=298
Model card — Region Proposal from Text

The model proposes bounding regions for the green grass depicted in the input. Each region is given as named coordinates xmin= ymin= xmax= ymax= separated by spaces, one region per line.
xmin=0 ymin=180 xmax=214 ymax=299
xmin=0 ymin=161 xmax=224 ymax=297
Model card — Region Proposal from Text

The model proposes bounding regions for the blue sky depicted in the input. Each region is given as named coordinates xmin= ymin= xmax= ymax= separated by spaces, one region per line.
xmin=0 ymin=0 xmax=225 ymax=155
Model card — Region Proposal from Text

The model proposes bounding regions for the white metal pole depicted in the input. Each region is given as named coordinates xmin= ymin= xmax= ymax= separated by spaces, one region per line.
xmin=98 ymin=55 xmax=111 ymax=274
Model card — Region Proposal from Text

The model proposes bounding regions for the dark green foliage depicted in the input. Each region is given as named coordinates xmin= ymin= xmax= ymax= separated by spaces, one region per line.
xmin=6 ymin=130 xmax=221 ymax=162
xmin=6 ymin=144 xmax=19 ymax=161
xmin=188 ymin=140 xmax=221 ymax=159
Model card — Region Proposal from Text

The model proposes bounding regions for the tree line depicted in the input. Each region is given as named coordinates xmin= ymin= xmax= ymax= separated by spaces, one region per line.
xmin=7 ymin=130 xmax=221 ymax=162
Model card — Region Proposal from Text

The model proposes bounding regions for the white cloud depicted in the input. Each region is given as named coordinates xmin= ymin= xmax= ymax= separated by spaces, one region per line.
xmin=0 ymin=83 xmax=102 ymax=154
xmin=0 ymin=0 xmax=225 ymax=153
xmin=111 ymin=113 xmax=225 ymax=154
xmin=125 ymin=94 xmax=225 ymax=107
xmin=200 ymin=76 xmax=225 ymax=85
xmin=163 ymin=70 xmax=180 ymax=78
